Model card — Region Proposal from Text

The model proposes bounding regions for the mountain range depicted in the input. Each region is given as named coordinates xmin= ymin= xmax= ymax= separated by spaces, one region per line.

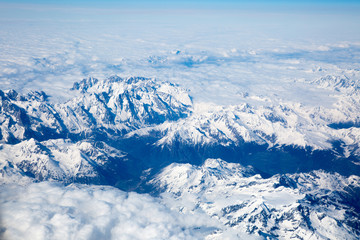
xmin=1 ymin=75 xmax=360 ymax=239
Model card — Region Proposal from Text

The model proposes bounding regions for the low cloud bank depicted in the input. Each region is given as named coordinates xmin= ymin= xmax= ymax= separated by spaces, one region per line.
xmin=0 ymin=182 xmax=235 ymax=240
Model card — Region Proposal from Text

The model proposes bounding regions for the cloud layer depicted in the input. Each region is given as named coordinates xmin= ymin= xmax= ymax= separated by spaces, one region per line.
xmin=1 ymin=2 xmax=360 ymax=106
xmin=0 ymin=182 xmax=236 ymax=240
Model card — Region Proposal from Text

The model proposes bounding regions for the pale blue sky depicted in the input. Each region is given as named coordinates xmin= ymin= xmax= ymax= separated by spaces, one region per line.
xmin=1 ymin=0 xmax=360 ymax=8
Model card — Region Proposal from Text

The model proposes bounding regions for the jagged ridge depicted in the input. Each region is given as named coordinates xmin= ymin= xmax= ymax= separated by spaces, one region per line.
xmin=151 ymin=159 xmax=360 ymax=239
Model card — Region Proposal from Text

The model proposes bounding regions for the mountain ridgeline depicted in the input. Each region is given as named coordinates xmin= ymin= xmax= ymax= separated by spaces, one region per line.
xmin=0 ymin=76 xmax=360 ymax=189
xmin=2 ymin=76 xmax=360 ymax=239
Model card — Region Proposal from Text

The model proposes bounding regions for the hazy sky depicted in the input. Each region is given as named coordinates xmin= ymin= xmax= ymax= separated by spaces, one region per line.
xmin=1 ymin=0 xmax=360 ymax=10
xmin=1 ymin=0 xmax=359 ymax=44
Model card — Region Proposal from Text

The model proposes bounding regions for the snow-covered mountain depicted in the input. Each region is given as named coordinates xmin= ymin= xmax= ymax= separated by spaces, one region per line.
xmin=1 ymin=75 xmax=360 ymax=185
xmin=2 ymin=1 xmax=360 ymax=238
xmin=0 ymin=89 xmax=68 ymax=143
xmin=127 ymin=95 xmax=360 ymax=153
xmin=1 ymin=75 xmax=360 ymax=239
xmin=2 ymin=74 xmax=359 ymax=152
xmin=0 ymin=138 xmax=145 ymax=189
xmin=0 ymin=76 xmax=195 ymax=189
xmin=150 ymin=158 xmax=360 ymax=239
xmin=62 ymin=76 xmax=192 ymax=134
xmin=311 ymin=74 xmax=360 ymax=94
xmin=0 ymin=76 xmax=192 ymax=144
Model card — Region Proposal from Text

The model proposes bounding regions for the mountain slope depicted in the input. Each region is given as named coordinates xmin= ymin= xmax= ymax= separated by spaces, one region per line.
xmin=151 ymin=159 xmax=360 ymax=239
xmin=1 ymin=75 xmax=360 ymax=186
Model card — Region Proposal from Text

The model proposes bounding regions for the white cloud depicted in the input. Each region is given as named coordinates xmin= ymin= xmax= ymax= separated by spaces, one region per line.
xmin=1 ymin=4 xmax=360 ymax=107
xmin=0 ymin=182 xmax=254 ymax=240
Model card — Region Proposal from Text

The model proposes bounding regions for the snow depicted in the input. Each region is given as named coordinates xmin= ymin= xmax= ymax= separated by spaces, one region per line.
xmin=152 ymin=159 xmax=360 ymax=239
xmin=128 ymin=97 xmax=360 ymax=151
xmin=1 ymin=1 xmax=360 ymax=239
